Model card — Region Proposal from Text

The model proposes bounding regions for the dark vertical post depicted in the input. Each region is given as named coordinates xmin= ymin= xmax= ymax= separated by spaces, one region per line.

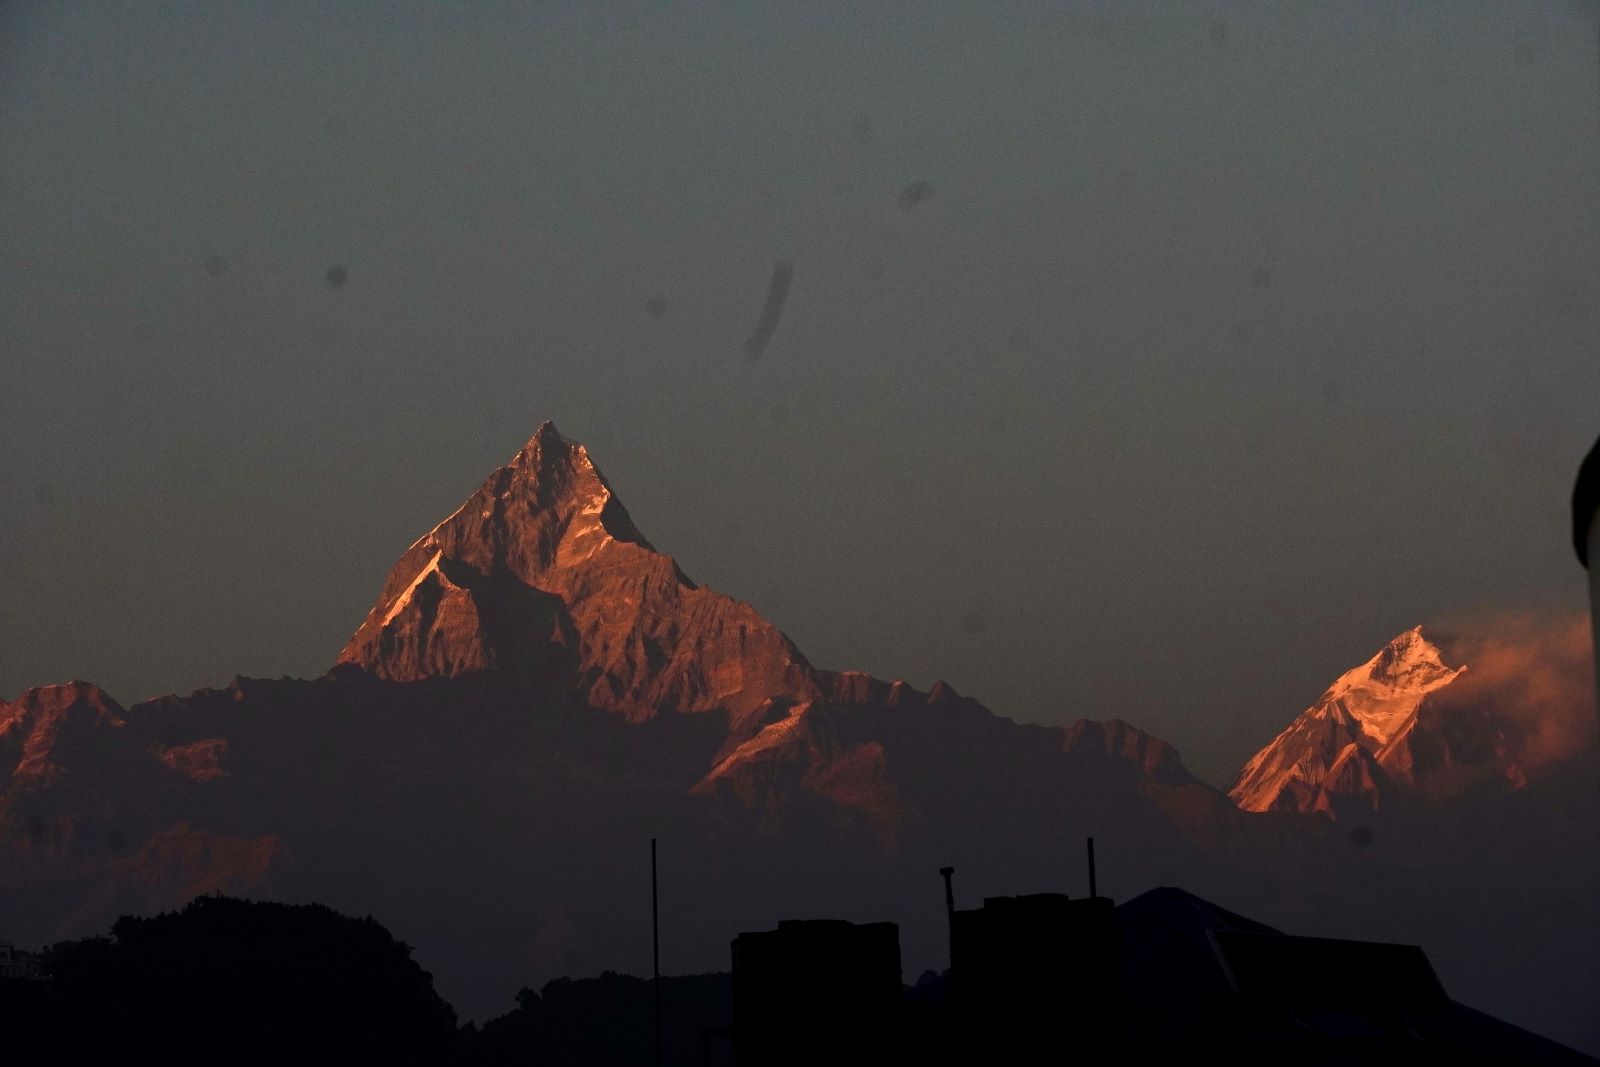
xmin=1087 ymin=837 xmax=1097 ymax=899
xmin=653 ymin=837 xmax=661 ymax=1067
xmin=939 ymin=866 xmax=956 ymax=969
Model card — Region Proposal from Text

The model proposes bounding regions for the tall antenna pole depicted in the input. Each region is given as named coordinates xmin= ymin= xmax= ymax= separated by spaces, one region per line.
xmin=652 ymin=837 xmax=661 ymax=1067
xmin=1087 ymin=836 xmax=1097 ymax=899
xmin=939 ymin=866 xmax=956 ymax=970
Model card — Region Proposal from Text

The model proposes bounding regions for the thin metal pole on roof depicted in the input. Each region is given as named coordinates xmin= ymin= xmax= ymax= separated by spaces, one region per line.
xmin=653 ymin=837 xmax=661 ymax=1067
xmin=939 ymin=865 xmax=956 ymax=970
xmin=1088 ymin=837 xmax=1098 ymax=899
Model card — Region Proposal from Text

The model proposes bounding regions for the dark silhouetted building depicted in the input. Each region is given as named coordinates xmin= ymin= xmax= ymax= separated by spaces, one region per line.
xmin=731 ymin=918 xmax=901 ymax=1066
xmin=727 ymin=888 xmax=1595 ymax=1065
xmin=949 ymin=892 xmax=1120 ymax=1062
xmin=1116 ymin=887 xmax=1595 ymax=1064
xmin=0 ymin=942 xmax=40 ymax=981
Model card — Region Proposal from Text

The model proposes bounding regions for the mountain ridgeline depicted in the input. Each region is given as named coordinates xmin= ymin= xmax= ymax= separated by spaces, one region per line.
xmin=2 ymin=422 xmax=1596 ymax=1050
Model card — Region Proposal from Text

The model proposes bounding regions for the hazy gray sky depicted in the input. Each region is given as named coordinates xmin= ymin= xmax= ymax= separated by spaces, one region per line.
xmin=2 ymin=1 xmax=1596 ymax=786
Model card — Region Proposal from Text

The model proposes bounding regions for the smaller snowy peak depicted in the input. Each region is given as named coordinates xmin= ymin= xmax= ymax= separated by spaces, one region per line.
xmin=1229 ymin=626 xmax=1471 ymax=816
xmin=1319 ymin=626 xmax=1464 ymax=748
xmin=1363 ymin=626 xmax=1458 ymax=689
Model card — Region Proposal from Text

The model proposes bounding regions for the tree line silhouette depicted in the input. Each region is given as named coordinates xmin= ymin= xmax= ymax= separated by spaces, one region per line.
xmin=2 ymin=889 xmax=1593 ymax=1065
xmin=0 ymin=895 xmax=736 ymax=1065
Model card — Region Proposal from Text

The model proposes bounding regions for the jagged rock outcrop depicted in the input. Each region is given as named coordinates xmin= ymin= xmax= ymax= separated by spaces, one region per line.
xmin=2 ymin=681 xmax=128 ymax=789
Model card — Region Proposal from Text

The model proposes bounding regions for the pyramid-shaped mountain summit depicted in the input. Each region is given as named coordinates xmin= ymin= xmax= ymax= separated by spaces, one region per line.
xmin=338 ymin=422 xmax=818 ymax=732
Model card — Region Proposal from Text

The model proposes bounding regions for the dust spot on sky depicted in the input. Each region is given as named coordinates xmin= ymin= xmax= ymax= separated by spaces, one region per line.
xmin=1249 ymin=265 xmax=1272 ymax=289
xmin=1006 ymin=327 xmax=1031 ymax=353
xmin=878 ymin=224 xmax=901 ymax=248
xmin=644 ymin=295 xmax=668 ymax=319
xmin=860 ymin=258 xmax=885 ymax=281
xmin=717 ymin=517 xmax=744 ymax=540
xmin=849 ymin=114 xmax=873 ymax=143
xmin=325 ymin=265 xmax=349 ymax=289
xmin=1232 ymin=322 xmax=1256 ymax=344
xmin=771 ymin=400 xmax=791 ymax=425
xmin=1208 ymin=20 xmax=1229 ymax=47
xmin=34 ymin=483 xmax=56 ymax=505
xmin=204 ymin=255 xmax=228 ymax=277
xmin=1116 ymin=164 xmax=1137 ymax=191
xmin=1348 ymin=824 xmax=1374 ymax=848
xmin=937 ymin=545 xmax=963 ymax=565
xmin=762 ymin=586 xmax=787 ymax=612
xmin=1320 ymin=379 xmax=1344 ymax=405
xmin=960 ymin=611 xmax=987 ymax=635
xmin=898 ymin=180 xmax=937 ymax=213
xmin=323 ymin=115 xmax=347 ymax=139
xmin=979 ymin=412 xmax=1012 ymax=434
xmin=341 ymin=363 xmax=365 ymax=388
xmin=742 ymin=259 xmax=794 ymax=361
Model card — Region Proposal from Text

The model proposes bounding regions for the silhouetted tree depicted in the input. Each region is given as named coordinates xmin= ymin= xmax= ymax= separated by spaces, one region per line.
xmin=463 ymin=970 xmax=733 ymax=1066
xmin=13 ymin=896 xmax=457 ymax=1065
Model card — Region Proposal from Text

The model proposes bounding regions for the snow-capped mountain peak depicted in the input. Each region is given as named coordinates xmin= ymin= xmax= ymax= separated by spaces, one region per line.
xmin=336 ymin=420 xmax=815 ymax=729
xmin=1229 ymin=627 xmax=1470 ymax=816
xmin=1321 ymin=626 xmax=1464 ymax=748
